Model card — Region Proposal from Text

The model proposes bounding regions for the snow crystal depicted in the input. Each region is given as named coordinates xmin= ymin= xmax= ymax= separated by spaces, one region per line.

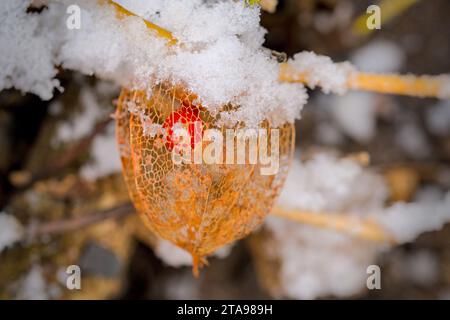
xmin=0 ymin=212 xmax=23 ymax=253
xmin=0 ymin=0 xmax=307 ymax=127
xmin=0 ymin=0 xmax=60 ymax=99
xmin=288 ymin=51 xmax=355 ymax=95
xmin=376 ymin=191 xmax=450 ymax=244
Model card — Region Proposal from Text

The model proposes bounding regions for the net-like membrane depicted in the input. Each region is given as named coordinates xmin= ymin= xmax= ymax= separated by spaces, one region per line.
xmin=116 ymin=83 xmax=295 ymax=275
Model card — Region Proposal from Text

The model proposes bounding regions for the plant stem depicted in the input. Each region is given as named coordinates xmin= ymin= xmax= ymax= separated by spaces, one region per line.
xmin=107 ymin=0 xmax=177 ymax=45
xmin=349 ymin=73 xmax=450 ymax=99
xmin=25 ymin=202 xmax=134 ymax=240
xmin=279 ymin=62 xmax=450 ymax=99
xmin=271 ymin=206 xmax=396 ymax=244
xmin=106 ymin=0 xmax=450 ymax=99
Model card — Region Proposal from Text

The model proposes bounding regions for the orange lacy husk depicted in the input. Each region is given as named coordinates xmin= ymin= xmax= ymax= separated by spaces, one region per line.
xmin=116 ymin=83 xmax=295 ymax=275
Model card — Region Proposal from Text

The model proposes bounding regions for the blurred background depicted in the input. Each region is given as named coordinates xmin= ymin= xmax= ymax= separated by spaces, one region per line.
xmin=1 ymin=0 xmax=450 ymax=299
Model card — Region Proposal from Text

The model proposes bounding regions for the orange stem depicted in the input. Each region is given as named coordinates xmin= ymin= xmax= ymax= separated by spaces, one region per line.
xmin=349 ymin=72 xmax=450 ymax=99
xmin=272 ymin=206 xmax=395 ymax=244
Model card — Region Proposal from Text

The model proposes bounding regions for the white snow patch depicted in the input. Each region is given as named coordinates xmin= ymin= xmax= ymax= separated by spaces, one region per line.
xmin=0 ymin=0 xmax=307 ymax=127
xmin=322 ymin=92 xmax=377 ymax=143
xmin=154 ymin=238 xmax=233 ymax=267
xmin=0 ymin=212 xmax=23 ymax=253
xmin=351 ymin=40 xmax=405 ymax=73
xmin=16 ymin=265 xmax=49 ymax=300
xmin=277 ymin=153 xmax=387 ymax=213
xmin=80 ymin=122 xmax=122 ymax=181
xmin=376 ymin=191 xmax=450 ymax=244
xmin=54 ymin=86 xmax=107 ymax=144
xmin=288 ymin=51 xmax=355 ymax=95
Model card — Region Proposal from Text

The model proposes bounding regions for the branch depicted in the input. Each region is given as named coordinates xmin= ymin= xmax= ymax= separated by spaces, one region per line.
xmin=13 ymin=117 xmax=112 ymax=192
xmin=271 ymin=206 xmax=396 ymax=244
xmin=19 ymin=200 xmax=394 ymax=246
xmin=105 ymin=1 xmax=450 ymax=100
xmin=108 ymin=0 xmax=177 ymax=45
xmin=349 ymin=73 xmax=450 ymax=99
xmin=279 ymin=62 xmax=450 ymax=99
xmin=24 ymin=202 xmax=134 ymax=240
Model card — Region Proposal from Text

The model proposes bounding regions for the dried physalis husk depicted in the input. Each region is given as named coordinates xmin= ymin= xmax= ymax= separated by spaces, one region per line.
xmin=116 ymin=83 xmax=294 ymax=276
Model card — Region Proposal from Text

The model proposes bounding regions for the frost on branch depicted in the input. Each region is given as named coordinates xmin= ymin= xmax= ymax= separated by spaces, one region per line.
xmin=0 ymin=0 xmax=307 ymax=127
xmin=285 ymin=52 xmax=355 ymax=95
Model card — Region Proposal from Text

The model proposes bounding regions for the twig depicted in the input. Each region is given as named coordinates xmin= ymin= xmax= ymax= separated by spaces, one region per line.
xmin=348 ymin=72 xmax=450 ymax=99
xmin=25 ymin=202 xmax=134 ymax=240
xmin=108 ymin=0 xmax=177 ymax=45
xmin=271 ymin=206 xmax=396 ymax=244
xmin=279 ymin=62 xmax=450 ymax=99
xmin=106 ymin=1 xmax=450 ymax=100
xmin=20 ymin=200 xmax=395 ymax=246
xmin=14 ymin=117 xmax=112 ymax=193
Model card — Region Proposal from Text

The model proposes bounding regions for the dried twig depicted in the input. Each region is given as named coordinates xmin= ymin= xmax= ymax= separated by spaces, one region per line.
xmin=348 ymin=73 xmax=450 ymax=99
xmin=21 ymin=200 xmax=394 ymax=245
xmin=279 ymin=62 xmax=450 ymax=99
xmin=108 ymin=0 xmax=177 ymax=45
xmin=271 ymin=206 xmax=396 ymax=244
xmin=14 ymin=117 xmax=112 ymax=192
xmin=25 ymin=202 xmax=134 ymax=240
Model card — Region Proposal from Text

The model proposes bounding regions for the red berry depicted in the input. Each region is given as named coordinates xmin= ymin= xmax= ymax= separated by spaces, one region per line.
xmin=162 ymin=102 xmax=203 ymax=151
